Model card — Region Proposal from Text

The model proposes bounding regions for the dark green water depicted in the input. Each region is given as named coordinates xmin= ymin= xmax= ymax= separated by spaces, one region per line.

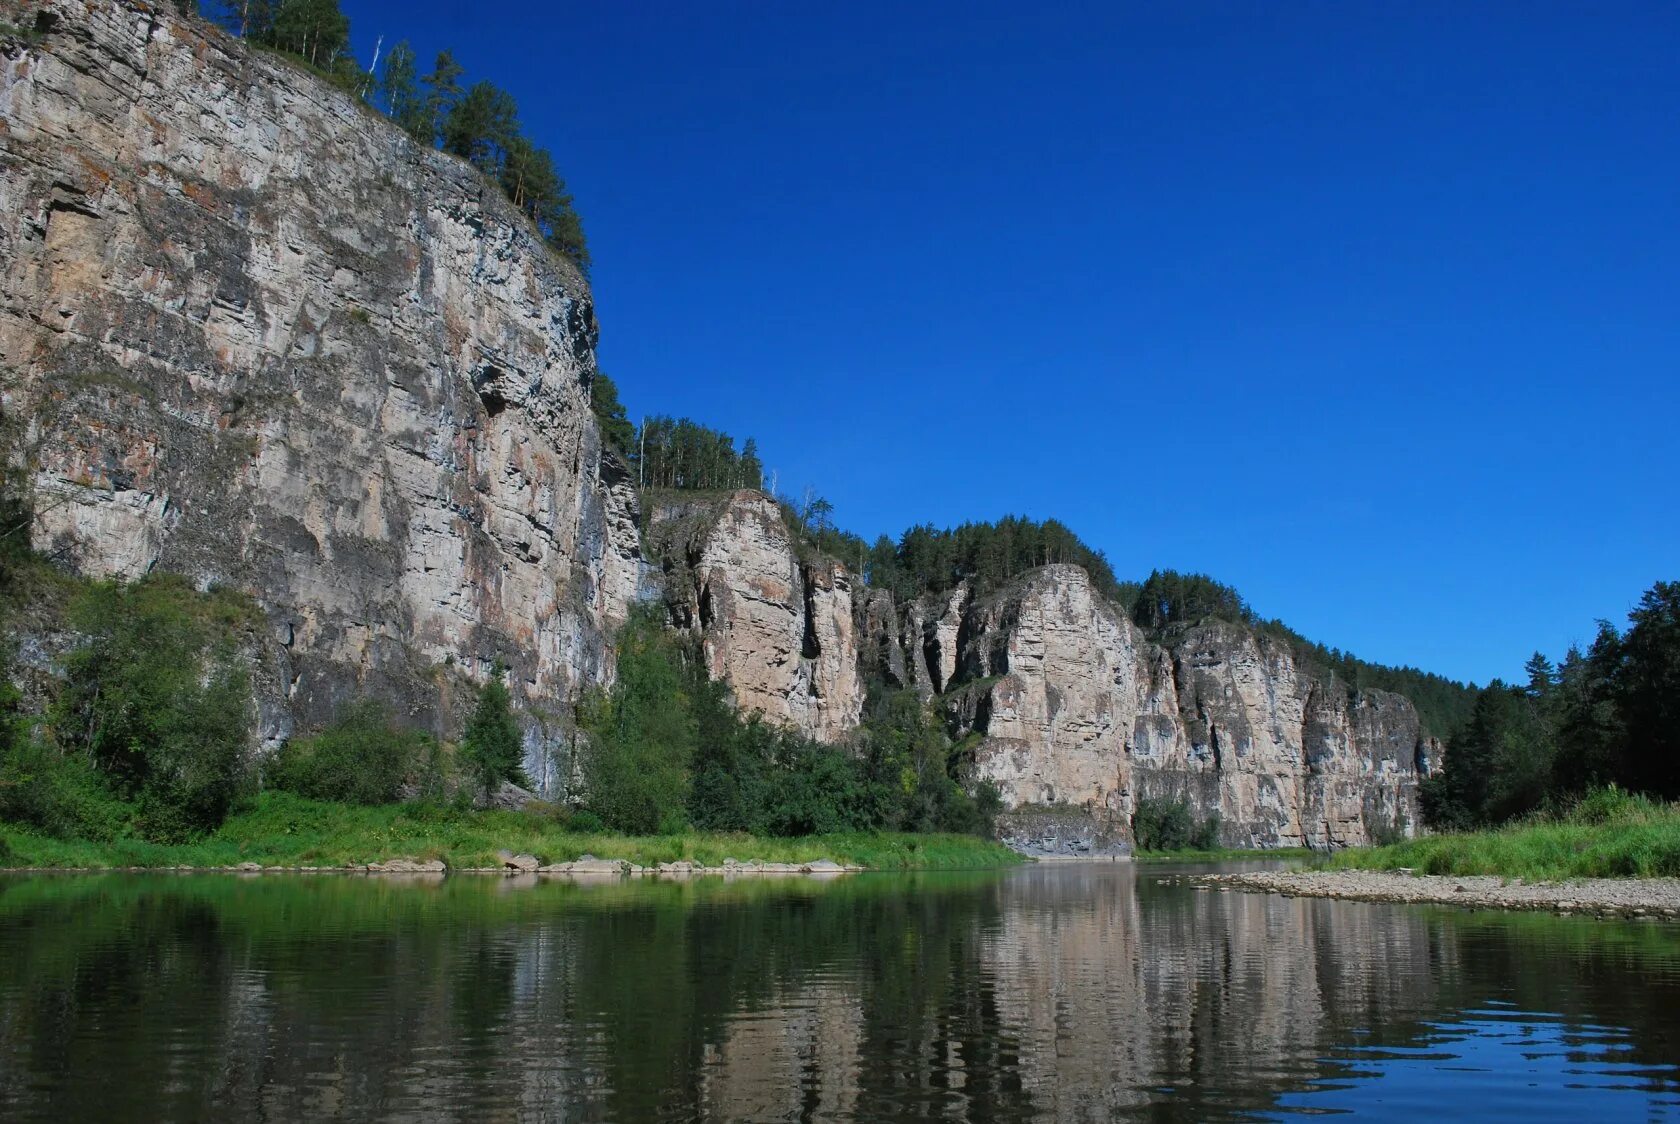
xmin=0 ymin=863 xmax=1676 ymax=1122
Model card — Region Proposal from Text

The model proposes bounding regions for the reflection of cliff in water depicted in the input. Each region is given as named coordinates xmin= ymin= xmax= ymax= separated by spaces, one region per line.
xmin=0 ymin=869 xmax=1677 ymax=1121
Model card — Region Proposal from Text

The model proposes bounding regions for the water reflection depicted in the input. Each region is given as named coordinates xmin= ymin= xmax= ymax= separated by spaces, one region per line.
xmin=0 ymin=865 xmax=1676 ymax=1121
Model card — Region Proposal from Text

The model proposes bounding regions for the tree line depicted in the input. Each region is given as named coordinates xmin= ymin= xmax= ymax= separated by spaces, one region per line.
xmin=213 ymin=0 xmax=589 ymax=269
xmin=1422 ymin=580 xmax=1680 ymax=829
xmin=590 ymin=374 xmax=764 ymax=492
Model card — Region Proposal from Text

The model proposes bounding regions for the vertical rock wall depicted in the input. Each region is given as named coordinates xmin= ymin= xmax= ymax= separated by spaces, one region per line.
xmin=647 ymin=491 xmax=862 ymax=743
xmin=0 ymin=0 xmax=640 ymax=791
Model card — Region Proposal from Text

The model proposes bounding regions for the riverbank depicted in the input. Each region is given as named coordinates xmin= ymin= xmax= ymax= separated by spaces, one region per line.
xmin=0 ymin=792 xmax=1024 ymax=873
xmin=1323 ymin=789 xmax=1680 ymax=880
xmin=1201 ymin=868 xmax=1680 ymax=920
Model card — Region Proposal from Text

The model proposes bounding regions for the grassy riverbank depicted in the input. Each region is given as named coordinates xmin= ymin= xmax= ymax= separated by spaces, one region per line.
xmin=1327 ymin=789 xmax=1680 ymax=880
xmin=0 ymin=791 xmax=1023 ymax=871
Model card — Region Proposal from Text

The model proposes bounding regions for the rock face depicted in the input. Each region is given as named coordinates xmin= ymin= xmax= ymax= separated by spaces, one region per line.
xmin=647 ymin=491 xmax=861 ymax=743
xmin=0 ymin=1 xmax=1437 ymax=840
xmin=954 ymin=567 xmax=1431 ymax=847
xmin=648 ymin=496 xmax=1431 ymax=847
xmin=0 ymin=0 xmax=639 ymax=792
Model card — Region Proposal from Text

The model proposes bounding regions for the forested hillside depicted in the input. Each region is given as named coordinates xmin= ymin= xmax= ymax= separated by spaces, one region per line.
xmin=1422 ymin=582 xmax=1680 ymax=828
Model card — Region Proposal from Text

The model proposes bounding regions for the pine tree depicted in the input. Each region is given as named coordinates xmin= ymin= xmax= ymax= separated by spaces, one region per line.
xmin=461 ymin=668 xmax=525 ymax=803
xmin=420 ymin=50 xmax=464 ymax=146
xmin=380 ymin=40 xmax=430 ymax=141
xmin=442 ymin=81 xmax=519 ymax=178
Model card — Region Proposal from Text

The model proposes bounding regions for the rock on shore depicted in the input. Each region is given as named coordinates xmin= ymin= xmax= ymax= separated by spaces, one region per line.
xmin=1201 ymin=869 xmax=1680 ymax=921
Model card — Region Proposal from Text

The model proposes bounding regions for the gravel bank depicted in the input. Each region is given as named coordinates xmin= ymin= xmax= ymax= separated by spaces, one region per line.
xmin=1199 ymin=869 xmax=1680 ymax=921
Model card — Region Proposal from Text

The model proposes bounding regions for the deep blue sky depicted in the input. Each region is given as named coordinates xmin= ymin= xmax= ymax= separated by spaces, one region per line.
xmin=343 ymin=1 xmax=1678 ymax=686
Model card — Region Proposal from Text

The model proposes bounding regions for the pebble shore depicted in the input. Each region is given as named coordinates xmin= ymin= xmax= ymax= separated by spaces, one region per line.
xmin=1197 ymin=868 xmax=1680 ymax=921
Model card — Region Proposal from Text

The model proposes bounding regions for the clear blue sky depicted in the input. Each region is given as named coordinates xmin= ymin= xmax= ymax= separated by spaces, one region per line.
xmin=342 ymin=1 xmax=1678 ymax=686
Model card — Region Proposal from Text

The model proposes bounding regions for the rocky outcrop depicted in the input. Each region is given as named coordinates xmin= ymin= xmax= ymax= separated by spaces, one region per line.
xmin=646 ymin=497 xmax=1430 ymax=846
xmin=647 ymin=491 xmax=862 ymax=742
xmin=0 ymin=0 xmax=639 ymax=792
xmin=952 ymin=566 xmax=1430 ymax=847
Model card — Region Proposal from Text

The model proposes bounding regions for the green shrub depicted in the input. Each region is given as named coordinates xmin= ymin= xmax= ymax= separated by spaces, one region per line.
xmin=566 ymin=808 xmax=605 ymax=834
xmin=267 ymin=700 xmax=432 ymax=805
xmin=1133 ymin=797 xmax=1192 ymax=850
xmin=1191 ymin=810 xmax=1221 ymax=850
xmin=1566 ymin=784 xmax=1656 ymax=826
xmin=51 ymin=575 xmax=256 ymax=842
xmin=0 ymin=734 xmax=132 ymax=842
xmin=1133 ymin=796 xmax=1220 ymax=851
xmin=579 ymin=608 xmax=695 ymax=834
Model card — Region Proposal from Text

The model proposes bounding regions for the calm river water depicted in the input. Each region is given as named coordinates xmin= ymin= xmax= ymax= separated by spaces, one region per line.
xmin=0 ymin=863 xmax=1677 ymax=1121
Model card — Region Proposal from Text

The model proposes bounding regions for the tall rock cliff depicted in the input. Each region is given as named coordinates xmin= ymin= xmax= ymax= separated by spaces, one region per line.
xmin=645 ymin=498 xmax=1432 ymax=847
xmin=951 ymin=567 xmax=1432 ymax=848
xmin=0 ymin=0 xmax=641 ymax=791
xmin=646 ymin=491 xmax=862 ymax=743
xmin=2 ymin=1 xmax=1437 ymax=839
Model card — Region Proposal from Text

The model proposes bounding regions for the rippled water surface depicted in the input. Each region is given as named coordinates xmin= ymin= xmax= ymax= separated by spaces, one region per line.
xmin=1 ymin=863 xmax=1677 ymax=1121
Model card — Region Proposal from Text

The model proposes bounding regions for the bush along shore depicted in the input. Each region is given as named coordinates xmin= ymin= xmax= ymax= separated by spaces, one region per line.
xmin=0 ymin=567 xmax=1016 ymax=875
xmin=0 ymin=792 xmax=1023 ymax=874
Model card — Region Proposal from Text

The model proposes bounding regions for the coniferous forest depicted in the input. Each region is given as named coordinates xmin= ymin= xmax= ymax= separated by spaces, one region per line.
xmin=211 ymin=0 xmax=590 ymax=269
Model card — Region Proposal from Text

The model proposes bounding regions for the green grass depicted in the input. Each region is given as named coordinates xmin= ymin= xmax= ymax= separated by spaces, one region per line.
xmin=1327 ymin=788 xmax=1680 ymax=880
xmin=0 ymin=791 xmax=1023 ymax=872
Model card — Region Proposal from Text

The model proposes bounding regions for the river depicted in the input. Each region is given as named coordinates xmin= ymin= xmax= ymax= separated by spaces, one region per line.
xmin=0 ymin=862 xmax=1676 ymax=1121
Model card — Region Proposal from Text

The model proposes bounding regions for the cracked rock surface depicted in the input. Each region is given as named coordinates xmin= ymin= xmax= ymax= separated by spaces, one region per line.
xmin=1 ymin=0 xmax=640 ymax=792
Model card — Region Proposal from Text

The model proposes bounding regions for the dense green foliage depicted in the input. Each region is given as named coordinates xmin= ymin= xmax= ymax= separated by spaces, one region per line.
xmin=0 ymin=576 xmax=257 ymax=842
xmin=1422 ymin=581 xmax=1680 ymax=829
xmin=0 ymin=791 xmax=1020 ymax=871
xmin=579 ymin=608 xmax=999 ymax=838
xmin=461 ymin=670 xmax=527 ymax=802
xmin=51 ymin=577 xmax=256 ymax=841
xmin=266 ymin=700 xmax=437 ymax=806
xmin=864 ymin=516 xmax=1128 ymax=604
xmin=1131 ymin=796 xmax=1221 ymax=852
xmin=217 ymin=2 xmax=589 ymax=268
xmin=577 ymin=614 xmax=697 ymax=834
xmin=1333 ymin=786 xmax=1680 ymax=879
xmin=589 ymin=372 xmax=637 ymax=454
xmin=632 ymin=416 xmax=763 ymax=492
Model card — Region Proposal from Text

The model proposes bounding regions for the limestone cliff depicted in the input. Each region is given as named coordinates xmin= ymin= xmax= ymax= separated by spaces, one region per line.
xmin=0 ymin=0 xmax=640 ymax=791
xmin=646 ymin=491 xmax=861 ymax=743
xmin=952 ymin=567 xmax=1432 ymax=847
xmin=644 ymin=497 xmax=1431 ymax=847
xmin=2 ymin=0 xmax=1437 ymax=839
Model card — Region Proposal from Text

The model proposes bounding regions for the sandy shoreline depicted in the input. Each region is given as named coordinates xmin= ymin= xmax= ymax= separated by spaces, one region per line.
xmin=1200 ymin=868 xmax=1680 ymax=920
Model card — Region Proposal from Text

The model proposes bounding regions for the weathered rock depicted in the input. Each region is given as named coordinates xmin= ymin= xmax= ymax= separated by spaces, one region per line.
xmin=368 ymin=858 xmax=446 ymax=874
xmin=538 ymin=858 xmax=630 ymax=876
xmin=959 ymin=566 xmax=1431 ymax=848
xmin=647 ymin=491 xmax=862 ymax=742
xmin=497 ymin=850 xmax=540 ymax=873
xmin=0 ymin=0 xmax=640 ymax=794
xmin=995 ymin=807 xmax=1131 ymax=859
